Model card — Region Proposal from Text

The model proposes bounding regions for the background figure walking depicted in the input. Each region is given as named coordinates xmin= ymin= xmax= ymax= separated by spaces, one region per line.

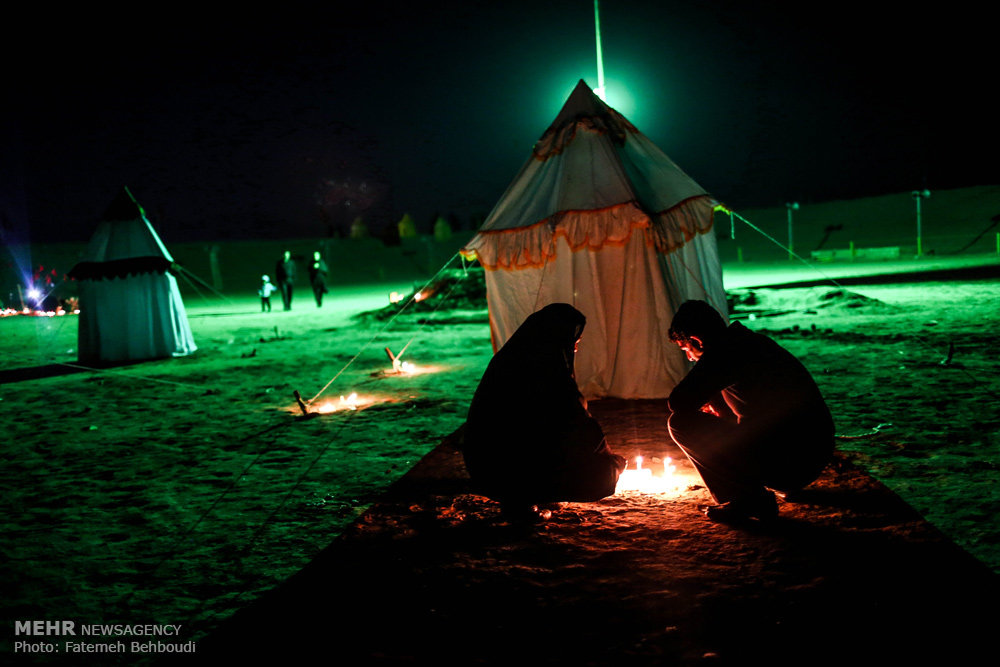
xmin=258 ymin=274 xmax=277 ymax=312
xmin=308 ymin=251 xmax=329 ymax=307
xmin=275 ymin=250 xmax=296 ymax=311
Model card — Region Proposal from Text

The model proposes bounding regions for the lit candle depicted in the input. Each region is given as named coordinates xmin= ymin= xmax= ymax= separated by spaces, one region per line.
xmin=633 ymin=456 xmax=652 ymax=480
xmin=663 ymin=456 xmax=676 ymax=476
xmin=616 ymin=456 xmax=652 ymax=491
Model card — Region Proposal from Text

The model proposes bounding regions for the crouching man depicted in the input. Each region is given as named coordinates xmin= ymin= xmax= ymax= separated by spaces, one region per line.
xmin=666 ymin=300 xmax=834 ymax=523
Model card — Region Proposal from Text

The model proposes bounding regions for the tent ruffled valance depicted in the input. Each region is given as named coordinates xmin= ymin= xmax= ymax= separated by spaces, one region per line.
xmin=646 ymin=195 xmax=719 ymax=255
xmin=68 ymin=256 xmax=175 ymax=281
xmin=532 ymin=110 xmax=638 ymax=162
xmin=462 ymin=196 xmax=718 ymax=270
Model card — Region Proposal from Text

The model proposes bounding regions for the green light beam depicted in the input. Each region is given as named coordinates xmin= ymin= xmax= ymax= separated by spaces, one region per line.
xmin=594 ymin=0 xmax=606 ymax=101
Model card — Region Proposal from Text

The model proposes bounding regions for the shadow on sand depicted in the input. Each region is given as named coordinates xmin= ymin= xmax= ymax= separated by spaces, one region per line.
xmin=0 ymin=359 xmax=156 ymax=385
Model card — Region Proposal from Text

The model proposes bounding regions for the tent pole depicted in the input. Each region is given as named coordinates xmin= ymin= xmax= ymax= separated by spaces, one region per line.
xmin=785 ymin=202 xmax=799 ymax=260
xmin=912 ymin=189 xmax=930 ymax=257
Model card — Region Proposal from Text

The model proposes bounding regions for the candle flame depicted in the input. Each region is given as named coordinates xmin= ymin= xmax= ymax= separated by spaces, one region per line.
xmin=392 ymin=358 xmax=417 ymax=374
xmin=384 ymin=357 xmax=438 ymax=377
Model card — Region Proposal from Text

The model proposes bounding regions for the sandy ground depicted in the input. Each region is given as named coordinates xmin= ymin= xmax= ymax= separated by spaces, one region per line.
xmin=203 ymin=400 xmax=998 ymax=665
xmin=2 ymin=266 xmax=999 ymax=664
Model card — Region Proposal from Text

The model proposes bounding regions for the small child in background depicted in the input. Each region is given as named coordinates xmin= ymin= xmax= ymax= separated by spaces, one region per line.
xmin=258 ymin=274 xmax=277 ymax=312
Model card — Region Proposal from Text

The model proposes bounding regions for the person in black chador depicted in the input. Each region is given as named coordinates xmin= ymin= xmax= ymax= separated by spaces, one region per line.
xmin=275 ymin=250 xmax=296 ymax=311
xmin=308 ymin=251 xmax=329 ymax=307
xmin=462 ymin=303 xmax=626 ymax=520
xmin=666 ymin=300 xmax=834 ymax=523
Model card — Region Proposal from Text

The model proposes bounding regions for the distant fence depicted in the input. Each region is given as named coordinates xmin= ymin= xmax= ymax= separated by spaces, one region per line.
xmin=810 ymin=246 xmax=901 ymax=262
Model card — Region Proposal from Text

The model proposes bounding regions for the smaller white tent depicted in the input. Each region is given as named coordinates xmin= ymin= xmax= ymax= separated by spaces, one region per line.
xmin=69 ymin=187 xmax=196 ymax=364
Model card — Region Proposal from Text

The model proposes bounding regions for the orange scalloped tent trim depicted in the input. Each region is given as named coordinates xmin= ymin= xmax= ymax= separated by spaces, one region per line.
xmin=462 ymin=196 xmax=717 ymax=271
xmin=532 ymin=110 xmax=638 ymax=161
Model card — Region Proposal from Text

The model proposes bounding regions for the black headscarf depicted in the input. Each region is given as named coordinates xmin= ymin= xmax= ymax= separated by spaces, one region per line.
xmin=468 ymin=303 xmax=586 ymax=424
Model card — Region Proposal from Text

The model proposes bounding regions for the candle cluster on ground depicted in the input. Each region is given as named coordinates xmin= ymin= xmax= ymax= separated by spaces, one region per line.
xmin=294 ymin=391 xmax=407 ymax=415
xmin=1 ymin=307 xmax=78 ymax=317
xmin=387 ymin=359 xmax=443 ymax=377
xmin=616 ymin=455 xmax=682 ymax=495
xmin=311 ymin=392 xmax=365 ymax=414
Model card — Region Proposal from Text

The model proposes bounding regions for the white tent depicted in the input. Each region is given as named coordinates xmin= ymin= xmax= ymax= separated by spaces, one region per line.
xmin=461 ymin=80 xmax=727 ymax=399
xmin=69 ymin=187 xmax=197 ymax=364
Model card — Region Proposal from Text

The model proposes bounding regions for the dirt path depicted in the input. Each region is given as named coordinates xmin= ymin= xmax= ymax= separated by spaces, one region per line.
xmin=204 ymin=400 xmax=998 ymax=665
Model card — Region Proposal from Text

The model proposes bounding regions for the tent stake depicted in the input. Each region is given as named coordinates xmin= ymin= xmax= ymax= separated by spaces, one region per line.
xmin=293 ymin=390 xmax=310 ymax=415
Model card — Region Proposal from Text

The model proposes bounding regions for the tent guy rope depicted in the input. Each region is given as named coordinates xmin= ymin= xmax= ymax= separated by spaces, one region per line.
xmin=723 ymin=206 xmax=850 ymax=291
xmin=179 ymin=406 xmax=367 ymax=634
xmin=302 ymin=250 xmax=464 ymax=407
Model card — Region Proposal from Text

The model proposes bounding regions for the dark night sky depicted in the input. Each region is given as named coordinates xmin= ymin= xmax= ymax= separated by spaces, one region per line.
xmin=3 ymin=1 xmax=996 ymax=243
